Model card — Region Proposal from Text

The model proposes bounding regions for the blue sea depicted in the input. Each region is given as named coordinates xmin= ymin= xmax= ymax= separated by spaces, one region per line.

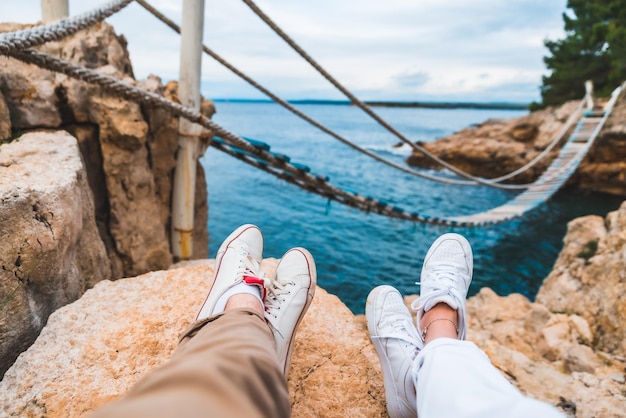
xmin=201 ymin=101 xmax=623 ymax=313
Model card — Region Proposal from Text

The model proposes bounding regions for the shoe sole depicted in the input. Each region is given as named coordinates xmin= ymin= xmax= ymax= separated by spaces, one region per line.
xmin=366 ymin=285 xmax=414 ymax=418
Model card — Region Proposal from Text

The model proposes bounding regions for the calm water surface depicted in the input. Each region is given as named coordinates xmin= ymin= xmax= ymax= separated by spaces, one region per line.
xmin=201 ymin=102 xmax=623 ymax=313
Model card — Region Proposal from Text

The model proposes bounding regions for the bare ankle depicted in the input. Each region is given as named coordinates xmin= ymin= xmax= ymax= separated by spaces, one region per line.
xmin=225 ymin=294 xmax=264 ymax=315
xmin=420 ymin=303 xmax=458 ymax=344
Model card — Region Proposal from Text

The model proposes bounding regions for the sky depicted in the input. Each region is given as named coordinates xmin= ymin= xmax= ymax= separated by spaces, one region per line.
xmin=1 ymin=0 xmax=569 ymax=103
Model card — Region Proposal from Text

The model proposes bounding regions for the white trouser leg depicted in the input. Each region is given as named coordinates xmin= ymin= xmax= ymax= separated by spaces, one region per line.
xmin=412 ymin=338 xmax=565 ymax=418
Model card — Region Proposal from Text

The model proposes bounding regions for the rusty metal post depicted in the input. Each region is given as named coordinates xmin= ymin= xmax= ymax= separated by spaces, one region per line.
xmin=41 ymin=0 xmax=69 ymax=22
xmin=171 ymin=0 xmax=205 ymax=260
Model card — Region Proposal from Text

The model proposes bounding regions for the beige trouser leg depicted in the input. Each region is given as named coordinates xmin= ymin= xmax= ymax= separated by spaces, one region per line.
xmin=91 ymin=308 xmax=290 ymax=418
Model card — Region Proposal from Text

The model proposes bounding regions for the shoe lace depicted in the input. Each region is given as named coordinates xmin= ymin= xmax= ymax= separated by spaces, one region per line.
xmin=412 ymin=264 xmax=464 ymax=313
xmin=372 ymin=314 xmax=421 ymax=360
xmin=235 ymin=246 xmax=263 ymax=280
xmin=264 ymin=278 xmax=294 ymax=320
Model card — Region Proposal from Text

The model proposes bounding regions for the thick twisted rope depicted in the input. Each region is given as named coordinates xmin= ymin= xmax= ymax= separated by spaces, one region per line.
xmin=2 ymin=0 xmax=579 ymax=190
xmin=240 ymin=0 xmax=552 ymax=190
xmin=8 ymin=47 xmax=475 ymax=226
xmin=135 ymin=0 xmax=510 ymax=187
xmin=0 ymin=1 xmax=601 ymax=225
xmin=140 ymin=0 xmax=582 ymax=190
xmin=0 ymin=0 xmax=133 ymax=54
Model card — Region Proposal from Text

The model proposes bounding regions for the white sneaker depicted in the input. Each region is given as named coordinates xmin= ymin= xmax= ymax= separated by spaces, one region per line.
xmin=366 ymin=285 xmax=419 ymax=418
xmin=196 ymin=224 xmax=265 ymax=321
xmin=265 ymin=247 xmax=316 ymax=377
xmin=411 ymin=233 xmax=473 ymax=341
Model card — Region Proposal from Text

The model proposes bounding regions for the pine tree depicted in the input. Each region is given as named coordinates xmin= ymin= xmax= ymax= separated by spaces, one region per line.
xmin=540 ymin=0 xmax=626 ymax=106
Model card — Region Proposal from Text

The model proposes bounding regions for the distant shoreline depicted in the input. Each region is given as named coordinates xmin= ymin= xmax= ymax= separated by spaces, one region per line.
xmin=212 ymin=98 xmax=530 ymax=111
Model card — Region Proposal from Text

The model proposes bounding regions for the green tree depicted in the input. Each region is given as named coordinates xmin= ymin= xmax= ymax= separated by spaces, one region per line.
xmin=540 ymin=0 xmax=626 ymax=107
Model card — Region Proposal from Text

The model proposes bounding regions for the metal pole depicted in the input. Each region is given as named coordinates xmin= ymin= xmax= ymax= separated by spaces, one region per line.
xmin=171 ymin=0 xmax=205 ymax=260
xmin=41 ymin=0 xmax=69 ymax=22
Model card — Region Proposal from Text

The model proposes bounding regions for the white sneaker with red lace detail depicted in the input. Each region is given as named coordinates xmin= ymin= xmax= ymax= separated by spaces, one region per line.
xmin=196 ymin=224 xmax=265 ymax=321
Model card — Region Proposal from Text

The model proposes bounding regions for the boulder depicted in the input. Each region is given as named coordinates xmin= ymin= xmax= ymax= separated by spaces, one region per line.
xmin=0 ymin=21 xmax=213 ymax=277
xmin=537 ymin=200 xmax=626 ymax=357
xmin=0 ymin=89 xmax=11 ymax=142
xmin=0 ymin=131 xmax=111 ymax=378
xmin=407 ymin=97 xmax=626 ymax=196
xmin=406 ymin=101 xmax=580 ymax=183
xmin=0 ymin=259 xmax=386 ymax=417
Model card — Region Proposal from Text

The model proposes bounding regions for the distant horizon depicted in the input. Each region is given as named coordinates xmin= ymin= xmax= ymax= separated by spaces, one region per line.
xmin=210 ymin=97 xmax=530 ymax=110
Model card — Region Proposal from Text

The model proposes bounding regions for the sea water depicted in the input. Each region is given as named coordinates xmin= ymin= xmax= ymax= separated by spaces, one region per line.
xmin=201 ymin=101 xmax=623 ymax=313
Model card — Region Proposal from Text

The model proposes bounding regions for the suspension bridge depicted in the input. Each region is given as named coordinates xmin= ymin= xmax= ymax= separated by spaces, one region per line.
xmin=1 ymin=0 xmax=624 ymax=256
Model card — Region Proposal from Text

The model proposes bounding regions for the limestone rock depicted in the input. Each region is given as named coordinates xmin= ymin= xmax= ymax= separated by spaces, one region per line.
xmin=77 ymin=70 xmax=173 ymax=276
xmin=0 ymin=259 xmax=385 ymax=417
xmin=406 ymin=101 xmax=580 ymax=183
xmin=0 ymin=21 xmax=213 ymax=276
xmin=537 ymin=200 xmax=626 ymax=357
xmin=407 ymin=97 xmax=626 ymax=195
xmin=0 ymin=89 xmax=11 ymax=142
xmin=0 ymin=131 xmax=110 ymax=378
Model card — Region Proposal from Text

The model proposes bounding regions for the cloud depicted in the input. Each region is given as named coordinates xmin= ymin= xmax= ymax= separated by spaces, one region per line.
xmin=0 ymin=0 xmax=568 ymax=102
xmin=393 ymin=71 xmax=431 ymax=89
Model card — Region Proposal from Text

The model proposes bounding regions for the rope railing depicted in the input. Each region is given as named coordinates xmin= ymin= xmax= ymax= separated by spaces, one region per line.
xmin=0 ymin=2 xmax=614 ymax=227
xmin=1 ymin=0 xmax=580 ymax=192
xmin=139 ymin=0 xmax=584 ymax=190
xmin=0 ymin=0 xmax=133 ymax=54
xmin=6 ymin=47 xmax=472 ymax=226
xmin=132 ymin=0 xmax=469 ymax=187
xmin=136 ymin=0 xmax=538 ymax=190
xmin=239 ymin=0 xmax=573 ymax=190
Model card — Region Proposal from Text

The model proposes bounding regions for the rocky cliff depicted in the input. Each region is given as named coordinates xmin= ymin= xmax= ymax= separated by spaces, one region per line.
xmin=2 ymin=202 xmax=626 ymax=417
xmin=407 ymin=98 xmax=626 ymax=196
xmin=0 ymin=131 xmax=110 ymax=378
xmin=0 ymin=22 xmax=213 ymax=277
xmin=0 ymin=22 xmax=214 ymax=377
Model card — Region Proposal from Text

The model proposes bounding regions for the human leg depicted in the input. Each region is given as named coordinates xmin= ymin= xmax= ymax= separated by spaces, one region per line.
xmin=367 ymin=233 xmax=565 ymax=418
xmin=413 ymin=338 xmax=565 ymax=418
xmin=411 ymin=233 xmax=565 ymax=418
xmin=91 ymin=307 xmax=290 ymax=418
xmin=92 ymin=225 xmax=316 ymax=418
